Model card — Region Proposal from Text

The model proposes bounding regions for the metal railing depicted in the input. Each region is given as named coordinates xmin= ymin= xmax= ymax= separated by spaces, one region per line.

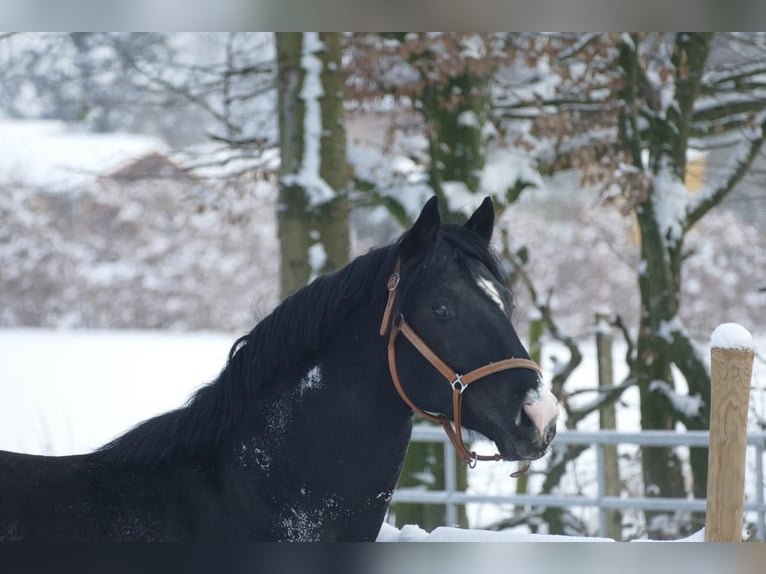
xmin=392 ymin=425 xmax=766 ymax=540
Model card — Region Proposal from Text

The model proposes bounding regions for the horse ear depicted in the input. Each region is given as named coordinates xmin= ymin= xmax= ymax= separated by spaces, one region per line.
xmin=400 ymin=196 xmax=441 ymax=259
xmin=464 ymin=196 xmax=495 ymax=244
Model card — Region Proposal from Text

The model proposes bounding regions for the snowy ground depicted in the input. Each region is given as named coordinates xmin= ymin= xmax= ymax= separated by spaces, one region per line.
xmin=0 ymin=329 xmax=232 ymax=455
xmin=375 ymin=522 xmax=705 ymax=542
xmin=0 ymin=328 xmax=762 ymax=541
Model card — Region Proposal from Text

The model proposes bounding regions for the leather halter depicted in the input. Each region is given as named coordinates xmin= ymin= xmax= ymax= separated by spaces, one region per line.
xmin=379 ymin=259 xmax=543 ymax=466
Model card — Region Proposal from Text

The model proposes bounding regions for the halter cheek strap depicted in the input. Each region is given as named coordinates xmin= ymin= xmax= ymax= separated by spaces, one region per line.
xmin=380 ymin=259 xmax=543 ymax=466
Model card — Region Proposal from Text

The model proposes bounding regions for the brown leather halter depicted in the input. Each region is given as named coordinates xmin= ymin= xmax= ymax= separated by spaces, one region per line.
xmin=379 ymin=259 xmax=543 ymax=467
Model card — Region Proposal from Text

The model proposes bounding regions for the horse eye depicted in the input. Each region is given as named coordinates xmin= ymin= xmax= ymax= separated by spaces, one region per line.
xmin=432 ymin=305 xmax=450 ymax=318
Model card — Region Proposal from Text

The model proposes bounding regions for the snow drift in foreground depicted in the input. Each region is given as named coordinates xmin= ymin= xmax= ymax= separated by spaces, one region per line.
xmin=376 ymin=522 xmax=706 ymax=542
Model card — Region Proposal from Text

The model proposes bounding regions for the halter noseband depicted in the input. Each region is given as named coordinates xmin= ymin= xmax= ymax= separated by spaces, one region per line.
xmin=379 ymin=259 xmax=543 ymax=467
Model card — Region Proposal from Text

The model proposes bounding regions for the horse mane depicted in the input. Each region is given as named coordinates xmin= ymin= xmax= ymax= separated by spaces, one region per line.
xmin=98 ymin=243 xmax=396 ymax=466
xmin=438 ymin=224 xmax=507 ymax=284
xmin=97 ymin=221 xmax=506 ymax=467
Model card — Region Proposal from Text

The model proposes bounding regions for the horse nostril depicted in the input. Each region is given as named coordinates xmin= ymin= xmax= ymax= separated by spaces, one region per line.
xmin=544 ymin=425 xmax=556 ymax=446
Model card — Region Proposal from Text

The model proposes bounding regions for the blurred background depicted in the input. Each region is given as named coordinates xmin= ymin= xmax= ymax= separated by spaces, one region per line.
xmin=0 ymin=32 xmax=765 ymax=541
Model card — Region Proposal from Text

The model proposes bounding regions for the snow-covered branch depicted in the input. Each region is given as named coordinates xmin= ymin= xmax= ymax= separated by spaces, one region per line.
xmin=693 ymin=91 xmax=766 ymax=122
xmin=648 ymin=380 xmax=704 ymax=426
xmin=652 ymin=316 xmax=711 ymax=429
xmin=557 ymin=33 xmax=601 ymax=61
xmin=702 ymin=60 xmax=766 ymax=87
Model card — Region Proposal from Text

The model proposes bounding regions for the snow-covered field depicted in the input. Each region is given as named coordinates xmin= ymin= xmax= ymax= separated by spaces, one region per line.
xmin=1 ymin=327 xmax=762 ymax=542
xmin=0 ymin=329 xmax=232 ymax=455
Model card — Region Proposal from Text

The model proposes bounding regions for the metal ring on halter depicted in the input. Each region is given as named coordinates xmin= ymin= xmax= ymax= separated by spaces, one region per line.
xmin=467 ymin=453 xmax=478 ymax=469
xmin=452 ymin=374 xmax=466 ymax=394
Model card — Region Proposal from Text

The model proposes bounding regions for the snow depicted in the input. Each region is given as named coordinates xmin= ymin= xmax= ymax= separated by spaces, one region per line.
xmin=376 ymin=522 xmax=616 ymax=542
xmin=0 ymin=329 xmax=232 ymax=455
xmin=346 ymin=140 xmax=433 ymax=222
xmin=442 ymin=181 xmax=477 ymax=215
xmin=349 ymin=142 xmax=542 ymax=224
xmin=376 ymin=522 xmax=708 ymax=542
xmin=299 ymin=364 xmax=323 ymax=395
xmin=458 ymin=35 xmax=486 ymax=60
xmin=652 ymin=167 xmax=689 ymax=248
xmin=308 ymin=242 xmax=327 ymax=280
xmin=281 ymin=32 xmax=336 ymax=208
xmin=410 ymin=469 xmax=437 ymax=486
xmin=644 ymin=67 xmax=677 ymax=119
xmin=456 ymin=110 xmax=480 ymax=129
xmin=649 ymin=380 xmax=703 ymax=419
xmin=0 ymin=119 xmax=167 ymax=190
xmin=479 ymin=147 xmax=543 ymax=204
xmin=173 ymin=142 xmax=279 ymax=179
xmin=506 ymin=55 xmax=562 ymax=106
xmin=657 ymin=317 xmax=684 ymax=344
xmin=711 ymin=322 xmax=753 ymax=351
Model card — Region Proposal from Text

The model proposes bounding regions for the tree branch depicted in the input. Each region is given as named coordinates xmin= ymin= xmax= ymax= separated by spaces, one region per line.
xmin=686 ymin=108 xmax=766 ymax=228
xmin=612 ymin=314 xmax=636 ymax=369
xmin=692 ymin=95 xmax=766 ymax=126
xmin=504 ymin=244 xmax=583 ymax=421
xmin=567 ymin=377 xmax=638 ymax=426
xmin=557 ymin=33 xmax=601 ymax=61
xmin=702 ymin=61 xmax=766 ymax=88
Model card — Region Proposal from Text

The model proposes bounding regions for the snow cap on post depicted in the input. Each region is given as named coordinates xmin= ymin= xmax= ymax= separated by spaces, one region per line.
xmin=710 ymin=322 xmax=753 ymax=351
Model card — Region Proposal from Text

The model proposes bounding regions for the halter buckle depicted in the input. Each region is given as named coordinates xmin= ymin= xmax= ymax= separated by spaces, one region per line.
xmin=452 ymin=374 xmax=466 ymax=394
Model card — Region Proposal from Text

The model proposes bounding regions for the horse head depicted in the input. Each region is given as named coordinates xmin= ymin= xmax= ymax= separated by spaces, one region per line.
xmin=384 ymin=196 xmax=558 ymax=463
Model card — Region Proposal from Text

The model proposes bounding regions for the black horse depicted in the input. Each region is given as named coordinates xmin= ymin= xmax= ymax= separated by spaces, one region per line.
xmin=0 ymin=196 xmax=557 ymax=541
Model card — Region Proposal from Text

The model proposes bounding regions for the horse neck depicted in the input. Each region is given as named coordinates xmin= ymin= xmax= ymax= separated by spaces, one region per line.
xmin=95 ymin=246 xmax=405 ymax=473
xmin=229 ymin=261 xmax=413 ymax=499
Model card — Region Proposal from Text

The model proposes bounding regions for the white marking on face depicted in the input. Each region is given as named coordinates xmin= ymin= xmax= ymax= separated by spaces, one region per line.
xmin=475 ymin=275 xmax=506 ymax=314
xmin=522 ymin=387 xmax=559 ymax=439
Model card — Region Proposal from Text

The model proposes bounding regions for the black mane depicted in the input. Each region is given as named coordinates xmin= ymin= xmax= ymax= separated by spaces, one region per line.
xmin=99 ymin=244 xmax=396 ymax=465
xmin=438 ymin=224 xmax=507 ymax=284
xmin=98 ymin=222 xmax=505 ymax=466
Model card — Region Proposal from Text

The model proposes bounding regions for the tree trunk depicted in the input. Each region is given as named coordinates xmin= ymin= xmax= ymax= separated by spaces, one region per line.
xmin=424 ymin=72 xmax=489 ymax=221
xmin=276 ymin=32 xmax=350 ymax=299
xmin=596 ymin=312 xmax=622 ymax=540
xmin=617 ymin=34 xmax=716 ymax=538
xmin=633 ymin=186 xmax=688 ymax=538
xmin=392 ymin=67 xmax=491 ymax=530
xmin=314 ymin=33 xmax=351 ymax=276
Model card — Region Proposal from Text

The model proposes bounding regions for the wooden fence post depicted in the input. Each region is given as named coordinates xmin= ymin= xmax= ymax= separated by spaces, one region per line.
xmin=595 ymin=312 xmax=622 ymax=540
xmin=705 ymin=322 xmax=754 ymax=542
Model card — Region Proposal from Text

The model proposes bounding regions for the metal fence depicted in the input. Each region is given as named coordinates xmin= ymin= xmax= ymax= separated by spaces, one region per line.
xmin=392 ymin=425 xmax=766 ymax=540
